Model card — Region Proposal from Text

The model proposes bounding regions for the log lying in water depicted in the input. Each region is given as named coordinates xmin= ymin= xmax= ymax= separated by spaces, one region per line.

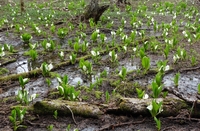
xmin=33 ymin=99 xmax=103 ymax=118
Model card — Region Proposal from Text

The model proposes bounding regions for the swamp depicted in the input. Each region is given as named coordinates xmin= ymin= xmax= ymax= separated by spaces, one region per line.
xmin=0 ymin=0 xmax=200 ymax=130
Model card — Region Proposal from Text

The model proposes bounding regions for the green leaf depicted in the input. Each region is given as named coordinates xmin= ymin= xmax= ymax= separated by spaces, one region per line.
xmin=19 ymin=76 xmax=23 ymax=87
xmin=136 ymin=88 xmax=144 ymax=99
xmin=63 ymin=75 xmax=68 ymax=85
xmin=154 ymin=117 xmax=161 ymax=131
xmin=9 ymin=116 xmax=15 ymax=123
xmin=142 ymin=56 xmax=150 ymax=71
xmin=198 ymin=84 xmax=200 ymax=94
xmin=58 ymin=86 xmax=64 ymax=95
xmin=152 ymin=81 xmax=158 ymax=98
xmin=139 ymin=47 xmax=145 ymax=58
xmin=155 ymin=73 xmax=162 ymax=87
xmin=53 ymin=110 xmax=58 ymax=119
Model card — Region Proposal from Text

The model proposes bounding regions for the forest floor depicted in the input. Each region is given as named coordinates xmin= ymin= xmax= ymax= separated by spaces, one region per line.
xmin=0 ymin=0 xmax=200 ymax=130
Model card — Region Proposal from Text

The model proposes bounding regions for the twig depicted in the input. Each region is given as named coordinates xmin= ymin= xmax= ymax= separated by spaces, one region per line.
xmin=179 ymin=66 xmax=200 ymax=73
xmin=25 ymin=120 xmax=46 ymax=127
xmin=161 ymin=126 xmax=176 ymax=131
xmin=189 ymin=100 xmax=197 ymax=120
xmin=16 ymin=61 xmax=26 ymax=73
xmin=163 ymin=87 xmax=196 ymax=104
xmin=97 ymin=118 xmax=146 ymax=131
xmin=64 ymin=105 xmax=77 ymax=125
xmin=167 ymin=116 xmax=200 ymax=122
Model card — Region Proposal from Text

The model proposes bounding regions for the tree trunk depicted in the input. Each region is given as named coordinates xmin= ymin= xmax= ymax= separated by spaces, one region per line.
xmin=83 ymin=0 xmax=109 ymax=23
xmin=20 ymin=0 xmax=25 ymax=14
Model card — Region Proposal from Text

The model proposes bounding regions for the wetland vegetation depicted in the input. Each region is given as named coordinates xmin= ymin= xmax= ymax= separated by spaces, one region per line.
xmin=0 ymin=0 xmax=200 ymax=130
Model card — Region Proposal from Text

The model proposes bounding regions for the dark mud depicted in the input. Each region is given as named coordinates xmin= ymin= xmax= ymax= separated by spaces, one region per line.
xmin=1 ymin=0 xmax=200 ymax=130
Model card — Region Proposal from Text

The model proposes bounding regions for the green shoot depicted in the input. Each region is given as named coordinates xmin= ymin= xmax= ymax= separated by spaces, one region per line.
xmin=53 ymin=110 xmax=57 ymax=119
xmin=105 ymin=91 xmax=110 ymax=103
xmin=174 ymin=72 xmax=180 ymax=87
xmin=142 ymin=56 xmax=150 ymax=74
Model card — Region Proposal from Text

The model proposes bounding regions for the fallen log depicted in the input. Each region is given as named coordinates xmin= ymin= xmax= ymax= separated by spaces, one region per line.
xmin=33 ymin=99 xmax=103 ymax=118
xmin=118 ymin=98 xmax=200 ymax=117
xmin=32 ymin=97 xmax=200 ymax=119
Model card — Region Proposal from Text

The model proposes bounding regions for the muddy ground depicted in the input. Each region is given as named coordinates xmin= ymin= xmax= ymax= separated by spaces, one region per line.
xmin=1 ymin=0 xmax=200 ymax=131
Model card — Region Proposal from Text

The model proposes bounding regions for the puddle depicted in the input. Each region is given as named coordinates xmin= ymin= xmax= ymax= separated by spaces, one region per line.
xmin=70 ymin=76 xmax=83 ymax=86
xmin=163 ymin=71 xmax=199 ymax=100
xmin=134 ymin=70 xmax=200 ymax=101
xmin=0 ymin=77 xmax=49 ymax=99
xmin=16 ymin=60 xmax=29 ymax=73
xmin=5 ymin=60 xmax=30 ymax=74
xmin=4 ymin=59 xmax=41 ymax=74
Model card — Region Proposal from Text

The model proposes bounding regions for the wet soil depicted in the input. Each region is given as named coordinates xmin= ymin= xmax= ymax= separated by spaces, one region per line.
xmin=1 ymin=0 xmax=200 ymax=131
xmin=1 ymin=99 xmax=200 ymax=131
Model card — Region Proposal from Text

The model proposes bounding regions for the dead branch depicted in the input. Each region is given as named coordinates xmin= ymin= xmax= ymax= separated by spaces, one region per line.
xmin=163 ymin=87 xmax=198 ymax=104
xmin=167 ymin=116 xmax=200 ymax=122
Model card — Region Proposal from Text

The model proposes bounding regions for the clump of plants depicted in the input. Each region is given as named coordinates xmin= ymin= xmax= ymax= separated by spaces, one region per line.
xmin=56 ymin=75 xmax=80 ymax=101
xmin=147 ymin=99 xmax=163 ymax=131
xmin=9 ymin=107 xmax=27 ymax=131
xmin=16 ymin=76 xmax=37 ymax=105
xmin=40 ymin=62 xmax=53 ymax=77
xmin=21 ymin=33 xmax=32 ymax=44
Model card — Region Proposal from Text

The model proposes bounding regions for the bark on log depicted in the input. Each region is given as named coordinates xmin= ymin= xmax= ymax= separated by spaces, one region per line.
xmin=32 ymin=97 xmax=200 ymax=118
xmin=118 ymin=98 xmax=200 ymax=117
xmin=83 ymin=0 xmax=109 ymax=23
xmin=33 ymin=99 xmax=103 ymax=118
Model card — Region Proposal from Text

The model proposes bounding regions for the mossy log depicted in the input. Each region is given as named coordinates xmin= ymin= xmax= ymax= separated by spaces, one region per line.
xmin=1 ymin=58 xmax=16 ymax=66
xmin=118 ymin=98 xmax=200 ymax=117
xmin=33 ymin=99 xmax=103 ymax=118
xmin=0 ymin=68 xmax=42 ymax=82
xmin=32 ymin=97 xmax=200 ymax=118
xmin=83 ymin=0 xmax=109 ymax=23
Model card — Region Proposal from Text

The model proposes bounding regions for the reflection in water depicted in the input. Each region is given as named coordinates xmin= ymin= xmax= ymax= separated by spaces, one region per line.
xmin=28 ymin=60 xmax=40 ymax=71
xmin=16 ymin=60 xmax=29 ymax=73
xmin=16 ymin=60 xmax=40 ymax=74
